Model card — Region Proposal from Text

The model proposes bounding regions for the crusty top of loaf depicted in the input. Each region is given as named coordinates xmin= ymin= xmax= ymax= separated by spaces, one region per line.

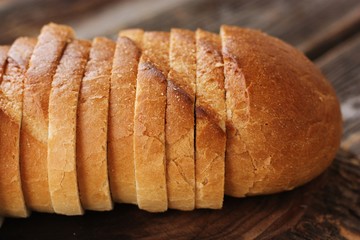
xmin=221 ymin=25 xmax=342 ymax=195
xmin=7 ymin=38 xmax=36 ymax=72
xmin=196 ymin=29 xmax=226 ymax=131
xmin=120 ymin=29 xmax=144 ymax=49
xmin=168 ymin=28 xmax=196 ymax=99
xmin=0 ymin=39 xmax=36 ymax=124
xmin=142 ymin=32 xmax=170 ymax=76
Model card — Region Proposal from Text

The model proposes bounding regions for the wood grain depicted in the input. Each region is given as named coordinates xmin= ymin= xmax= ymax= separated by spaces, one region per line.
xmin=1 ymin=150 xmax=358 ymax=239
xmin=1 ymin=0 xmax=360 ymax=59
xmin=0 ymin=0 xmax=117 ymax=44
xmin=126 ymin=0 xmax=360 ymax=58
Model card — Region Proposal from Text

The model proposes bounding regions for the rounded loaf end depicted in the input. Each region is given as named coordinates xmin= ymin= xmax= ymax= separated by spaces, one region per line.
xmin=221 ymin=25 xmax=342 ymax=197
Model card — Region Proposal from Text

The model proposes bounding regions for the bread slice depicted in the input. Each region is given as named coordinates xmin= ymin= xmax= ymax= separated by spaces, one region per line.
xmin=119 ymin=29 xmax=144 ymax=49
xmin=108 ymin=35 xmax=141 ymax=204
xmin=76 ymin=37 xmax=115 ymax=211
xmin=219 ymin=26 xmax=255 ymax=197
xmin=47 ymin=39 xmax=90 ymax=215
xmin=195 ymin=29 xmax=226 ymax=209
xmin=0 ymin=39 xmax=35 ymax=218
xmin=20 ymin=23 xmax=74 ymax=213
xmin=166 ymin=29 xmax=196 ymax=210
xmin=133 ymin=32 xmax=168 ymax=212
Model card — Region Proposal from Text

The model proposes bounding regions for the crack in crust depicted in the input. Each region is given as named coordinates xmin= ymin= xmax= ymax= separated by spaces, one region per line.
xmin=196 ymin=105 xmax=226 ymax=135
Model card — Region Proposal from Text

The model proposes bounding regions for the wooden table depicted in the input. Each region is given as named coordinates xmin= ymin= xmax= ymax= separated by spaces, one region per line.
xmin=1 ymin=0 xmax=359 ymax=239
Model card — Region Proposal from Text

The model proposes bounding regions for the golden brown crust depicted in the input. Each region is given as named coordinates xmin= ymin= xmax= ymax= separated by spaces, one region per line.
xmin=76 ymin=37 xmax=115 ymax=211
xmin=47 ymin=39 xmax=90 ymax=215
xmin=195 ymin=29 xmax=226 ymax=209
xmin=220 ymin=25 xmax=342 ymax=197
xmin=20 ymin=23 xmax=74 ymax=212
xmin=141 ymin=32 xmax=170 ymax=76
xmin=166 ymin=28 xmax=196 ymax=210
xmin=108 ymin=35 xmax=141 ymax=204
xmin=0 ymin=41 xmax=34 ymax=218
xmin=119 ymin=29 xmax=144 ymax=49
xmin=133 ymin=32 xmax=168 ymax=212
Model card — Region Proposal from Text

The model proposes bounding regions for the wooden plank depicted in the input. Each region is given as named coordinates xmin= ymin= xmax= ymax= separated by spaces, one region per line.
xmin=1 ymin=0 xmax=360 ymax=60
xmin=0 ymin=0 xmax=193 ymax=44
xmin=1 ymin=151 xmax=359 ymax=239
xmin=299 ymin=7 xmax=360 ymax=59
xmin=276 ymin=150 xmax=360 ymax=240
xmin=0 ymin=0 xmax=117 ymax=44
xmin=316 ymin=34 xmax=360 ymax=156
xmin=125 ymin=0 xmax=360 ymax=58
xmin=69 ymin=0 xmax=193 ymax=40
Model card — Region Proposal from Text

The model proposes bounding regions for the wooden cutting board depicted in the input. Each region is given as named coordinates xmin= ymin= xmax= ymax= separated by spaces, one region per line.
xmin=0 ymin=149 xmax=359 ymax=239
